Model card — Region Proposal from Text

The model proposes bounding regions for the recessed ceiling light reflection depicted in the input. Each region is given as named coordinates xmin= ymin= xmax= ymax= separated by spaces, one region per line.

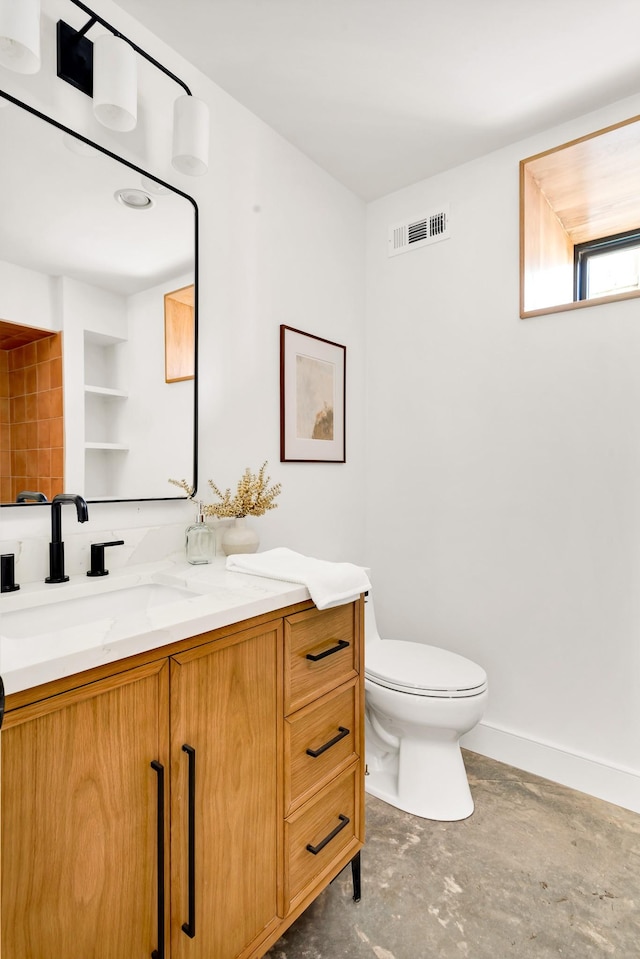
xmin=114 ymin=188 xmax=154 ymax=210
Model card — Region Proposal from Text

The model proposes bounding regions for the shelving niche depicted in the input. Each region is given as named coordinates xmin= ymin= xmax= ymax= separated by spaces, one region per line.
xmin=83 ymin=330 xmax=128 ymax=497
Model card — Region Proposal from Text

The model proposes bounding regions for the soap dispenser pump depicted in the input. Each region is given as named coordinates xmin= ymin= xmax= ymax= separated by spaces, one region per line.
xmin=185 ymin=501 xmax=215 ymax=565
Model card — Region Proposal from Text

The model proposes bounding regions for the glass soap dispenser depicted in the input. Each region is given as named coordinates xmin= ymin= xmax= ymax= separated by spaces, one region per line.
xmin=186 ymin=501 xmax=215 ymax=564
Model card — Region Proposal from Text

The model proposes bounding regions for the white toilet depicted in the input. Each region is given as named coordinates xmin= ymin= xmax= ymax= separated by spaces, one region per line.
xmin=364 ymin=593 xmax=488 ymax=822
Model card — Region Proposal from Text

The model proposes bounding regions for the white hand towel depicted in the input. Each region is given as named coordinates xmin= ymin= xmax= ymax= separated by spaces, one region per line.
xmin=226 ymin=547 xmax=371 ymax=610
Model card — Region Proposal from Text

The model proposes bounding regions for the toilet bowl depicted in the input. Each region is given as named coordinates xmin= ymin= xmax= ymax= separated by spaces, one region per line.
xmin=364 ymin=594 xmax=487 ymax=821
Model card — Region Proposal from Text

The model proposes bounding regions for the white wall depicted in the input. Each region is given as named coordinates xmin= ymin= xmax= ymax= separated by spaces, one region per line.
xmin=365 ymin=93 xmax=640 ymax=812
xmin=122 ymin=272 xmax=193 ymax=498
xmin=0 ymin=260 xmax=58 ymax=330
xmin=0 ymin=0 xmax=367 ymax=574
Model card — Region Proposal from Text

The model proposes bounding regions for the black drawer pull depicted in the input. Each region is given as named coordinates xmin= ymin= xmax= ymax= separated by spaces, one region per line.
xmin=150 ymin=761 xmax=165 ymax=959
xmin=181 ymin=744 xmax=196 ymax=939
xmin=306 ymin=814 xmax=350 ymax=855
xmin=306 ymin=639 xmax=350 ymax=662
xmin=306 ymin=726 xmax=350 ymax=758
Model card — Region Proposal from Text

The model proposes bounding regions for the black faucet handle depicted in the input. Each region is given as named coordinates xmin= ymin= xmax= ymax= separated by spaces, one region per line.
xmin=1 ymin=553 xmax=20 ymax=593
xmin=87 ymin=540 xmax=125 ymax=577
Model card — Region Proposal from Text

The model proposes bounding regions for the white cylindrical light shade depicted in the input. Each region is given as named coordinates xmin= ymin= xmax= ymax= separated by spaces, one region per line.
xmin=0 ymin=0 xmax=40 ymax=74
xmin=93 ymin=33 xmax=137 ymax=132
xmin=172 ymin=95 xmax=209 ymax=176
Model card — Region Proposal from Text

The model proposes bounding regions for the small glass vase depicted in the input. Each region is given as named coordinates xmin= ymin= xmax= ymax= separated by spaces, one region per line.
xmin=221 ymin=516 xmax=259 ymax=556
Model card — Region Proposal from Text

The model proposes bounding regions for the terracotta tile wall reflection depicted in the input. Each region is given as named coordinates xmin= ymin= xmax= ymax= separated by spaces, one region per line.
xmin=2 ymin=333 xmax=64 ymax=503
xmin=0 ymin=350 xmax=9 ymax=502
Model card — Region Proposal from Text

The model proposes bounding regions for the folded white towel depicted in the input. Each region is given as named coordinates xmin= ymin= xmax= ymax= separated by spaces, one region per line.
xmin=226 ymin=547 xmax=371 ymax=610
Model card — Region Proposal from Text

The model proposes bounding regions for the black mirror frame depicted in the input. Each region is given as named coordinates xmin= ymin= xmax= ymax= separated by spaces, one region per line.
xmin=0 ymin=89 xmax=199 ymax=507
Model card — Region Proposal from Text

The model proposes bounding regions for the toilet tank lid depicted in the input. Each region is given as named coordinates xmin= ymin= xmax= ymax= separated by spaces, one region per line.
xmin=365 ymin=639 xmax=487 ymax=693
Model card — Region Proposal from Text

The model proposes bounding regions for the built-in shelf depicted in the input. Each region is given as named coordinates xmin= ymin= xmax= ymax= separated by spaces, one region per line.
xmin=83 ymin=332 xmax=129 ymax=494
xmin=84 ymin=385 xmax=128 ymax=399
xmin=84 ymin=442 xmax=129 ymax=451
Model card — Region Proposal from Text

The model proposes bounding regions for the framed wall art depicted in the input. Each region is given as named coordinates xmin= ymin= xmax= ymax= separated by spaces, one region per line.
xmin=280 ymin=325 xmax=346 ymax=462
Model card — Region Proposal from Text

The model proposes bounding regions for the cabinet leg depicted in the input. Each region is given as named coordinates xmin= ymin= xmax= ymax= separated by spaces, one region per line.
xmin=351 ymin=851 xmax=361 ymax=902
xmin=330 ymin=851 xmax=362 ymax=901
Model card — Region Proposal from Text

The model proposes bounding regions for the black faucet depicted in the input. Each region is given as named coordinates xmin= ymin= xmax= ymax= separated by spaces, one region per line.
xmin=16 ymin=490 xmax=48 ymax=503
xmin=45 ymin=494 xmax=89 ymax=584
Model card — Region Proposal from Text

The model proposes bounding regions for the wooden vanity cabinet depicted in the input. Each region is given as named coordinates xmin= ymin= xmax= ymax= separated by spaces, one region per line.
xmin=1 ymin=660 xmax=169 ymax=959
xmin=0 ymin=598 xmax=364 ymax=959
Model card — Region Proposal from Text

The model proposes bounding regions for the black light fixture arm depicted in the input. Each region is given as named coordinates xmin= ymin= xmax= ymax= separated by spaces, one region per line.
xmin=64 ymin=0 xmax=192 ymax=97
xmin=74 ymin=16 xmax=96 ymax=39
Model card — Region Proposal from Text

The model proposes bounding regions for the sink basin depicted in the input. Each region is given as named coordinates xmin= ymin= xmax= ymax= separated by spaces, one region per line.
xmin=1 ymin=583 xmax=196 ymax=639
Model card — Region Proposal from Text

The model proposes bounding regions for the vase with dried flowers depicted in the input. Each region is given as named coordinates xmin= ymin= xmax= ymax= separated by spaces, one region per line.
xmin=169 ymin=462 xmax=281 ymax=556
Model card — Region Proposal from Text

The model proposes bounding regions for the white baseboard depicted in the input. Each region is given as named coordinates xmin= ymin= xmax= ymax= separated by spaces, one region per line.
xmin=462 ymin=722 xmax=640 ymax=815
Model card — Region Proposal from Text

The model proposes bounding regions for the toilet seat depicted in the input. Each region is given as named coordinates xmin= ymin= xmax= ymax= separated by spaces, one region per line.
xmin=365 ymin=640 xmax=487 ymax=698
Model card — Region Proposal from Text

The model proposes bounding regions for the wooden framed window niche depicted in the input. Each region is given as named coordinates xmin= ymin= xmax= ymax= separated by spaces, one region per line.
xmin=164 ymin=284 xmax=195 ymax=382
xmin=520 ymin=114 xmax=640 ymax=318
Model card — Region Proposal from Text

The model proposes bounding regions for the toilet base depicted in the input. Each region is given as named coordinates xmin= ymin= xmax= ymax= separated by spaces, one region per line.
xmin=365 ymin=734 xmax=475 ymax=821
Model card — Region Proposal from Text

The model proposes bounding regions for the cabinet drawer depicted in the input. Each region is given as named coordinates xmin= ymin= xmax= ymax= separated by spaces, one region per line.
xmin=285 ymin=763 xmax=360 ymax=910
xmin=285 ymin=681 xmax=359 ymax=814
xmin=285 ymin=604 xmax=358 ymax=713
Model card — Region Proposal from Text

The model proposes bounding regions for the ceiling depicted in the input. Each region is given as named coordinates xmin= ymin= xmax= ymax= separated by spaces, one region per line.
xmin=113 ymin=0 xmax=640 ymax=201
xmin=0 ymin=93 xmax=194 ymax=295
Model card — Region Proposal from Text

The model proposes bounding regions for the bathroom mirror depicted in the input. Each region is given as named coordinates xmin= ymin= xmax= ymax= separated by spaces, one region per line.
xmin=0 ymin=93 xmax=197 ymax=505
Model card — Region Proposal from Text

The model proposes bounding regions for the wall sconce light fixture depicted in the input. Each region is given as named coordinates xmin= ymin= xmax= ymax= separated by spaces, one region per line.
xmin=0 ymin=0 xmax=41 ymax=74
xmin=0 ymin=0 xmax=210 ymax=175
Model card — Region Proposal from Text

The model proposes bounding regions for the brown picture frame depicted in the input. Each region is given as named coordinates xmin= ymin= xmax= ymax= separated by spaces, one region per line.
xmin=280 ymin=325 xmax=346 ymax=463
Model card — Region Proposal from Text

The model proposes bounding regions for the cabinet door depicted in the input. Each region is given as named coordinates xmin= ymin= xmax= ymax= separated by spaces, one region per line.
xmin=171 ymin=622 xmax=282 ymax=959
xmin=1 ymin=660 xmax=169 ymax=959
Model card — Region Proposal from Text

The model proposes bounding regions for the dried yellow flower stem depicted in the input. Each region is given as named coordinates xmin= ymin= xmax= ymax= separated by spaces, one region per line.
xmin=169 ymin=463 xmax=281 ymax=518
xmin=204 ymin=461 xmax=281 ymax=518
xmin=168 ymin=478 xmax=195 ymax=497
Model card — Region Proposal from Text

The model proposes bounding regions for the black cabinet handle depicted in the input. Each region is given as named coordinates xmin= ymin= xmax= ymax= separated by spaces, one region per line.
xmin=306 ymin=639 xmax=350 ymax=662
xmin=0 ymin=675 xmax=5 ymax=730
xmin=150 ymin=761 xmax=165 ymax=959
xmin=181 ymin=744 xmax=196 ymax=939
xmin=306 ymin=726 xmax=350 ymax=758
xmin=306 ymin=814 xmax=350 ymax=855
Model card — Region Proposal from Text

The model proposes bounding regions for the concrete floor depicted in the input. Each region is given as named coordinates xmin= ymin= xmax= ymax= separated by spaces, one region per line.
xmin=266 ymin=751 xmax=640 ymax=958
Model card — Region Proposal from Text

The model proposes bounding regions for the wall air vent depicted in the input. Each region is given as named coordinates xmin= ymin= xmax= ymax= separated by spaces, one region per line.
xmin=388 ymin=204 xmax=450 ymax=257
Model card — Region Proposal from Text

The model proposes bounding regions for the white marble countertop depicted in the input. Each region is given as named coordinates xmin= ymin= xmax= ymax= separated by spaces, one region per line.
xmin=0 ymin=556 xmax=310 ymax=696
